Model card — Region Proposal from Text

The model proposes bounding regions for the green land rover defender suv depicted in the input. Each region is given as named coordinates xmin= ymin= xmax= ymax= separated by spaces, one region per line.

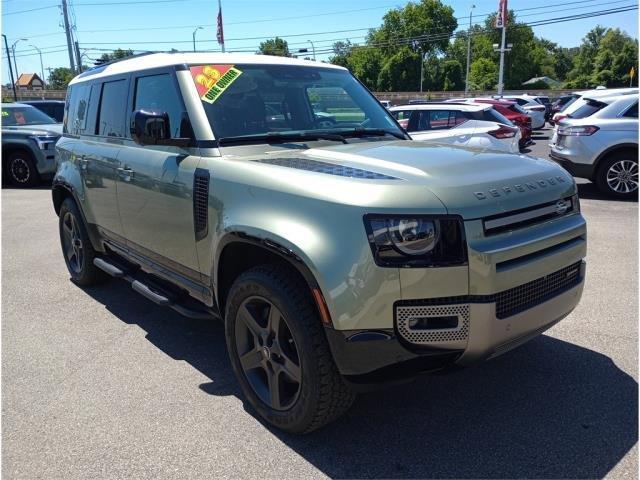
xmin=53 ymin=53 xmax=587 ymax=433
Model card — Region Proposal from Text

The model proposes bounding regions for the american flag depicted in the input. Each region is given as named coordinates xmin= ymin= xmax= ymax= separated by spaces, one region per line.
xmin=216 ymin=0 xmax=225 ymax=46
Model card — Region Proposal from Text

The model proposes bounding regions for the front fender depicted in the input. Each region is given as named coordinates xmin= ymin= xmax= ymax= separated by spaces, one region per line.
xmin=213 ymin=197 xmax=401 ymax=331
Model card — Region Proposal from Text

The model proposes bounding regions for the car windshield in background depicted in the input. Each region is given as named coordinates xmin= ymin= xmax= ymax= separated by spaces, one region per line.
xmin=190 ymin=64 xmax=403 ymax=143
xmin=2 ymin=105 xmax=56 ymax=126
xmin=483 ymin=108 xmax=514 ymax=126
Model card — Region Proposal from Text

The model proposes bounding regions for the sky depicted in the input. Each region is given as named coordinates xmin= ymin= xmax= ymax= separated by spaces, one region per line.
xmin=1 ymin=0 xmax=638 ymax=85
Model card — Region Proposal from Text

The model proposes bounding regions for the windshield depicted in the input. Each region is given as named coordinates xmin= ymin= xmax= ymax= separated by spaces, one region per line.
xmin=190 ymin=64 xmax=404 ymax=142
xmin=568 ymin=99 xmax=607 ymax=119
xmin=2 ymin=105 xmax=56 ymax=126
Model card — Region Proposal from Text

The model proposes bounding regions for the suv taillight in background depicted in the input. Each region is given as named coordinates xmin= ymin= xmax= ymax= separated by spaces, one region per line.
xmin=489 ymin=125 xmax=518 ymax=139
xmin=558 ymin=125 xmax=600 ymax=136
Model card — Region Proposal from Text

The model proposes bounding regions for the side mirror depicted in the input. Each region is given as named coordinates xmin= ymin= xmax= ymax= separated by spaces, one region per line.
xmin=130 ymin=109 xmax=191 ymax=147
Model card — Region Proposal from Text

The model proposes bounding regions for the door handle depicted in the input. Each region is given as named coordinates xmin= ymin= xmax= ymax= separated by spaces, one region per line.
xmin=117 ymin=167 xmax=135 ymax=181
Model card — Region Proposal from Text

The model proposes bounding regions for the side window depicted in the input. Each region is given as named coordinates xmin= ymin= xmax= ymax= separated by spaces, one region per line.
xmin=63 ymin=86 xmax=77 ymax=133
xmin=623 ymin=102 xmax=638 ymax=118
xmin=97 ymin=79 xmax=128 ymax=137
xmin=134 ymin=73 xmax=186 ymax=138
xmin=427 ymin=110 xmax=453 ymax=130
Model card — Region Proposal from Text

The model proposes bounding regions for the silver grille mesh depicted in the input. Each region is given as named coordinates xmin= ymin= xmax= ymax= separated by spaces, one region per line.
xmin=396 ymin=304 xmax=469 ymax=345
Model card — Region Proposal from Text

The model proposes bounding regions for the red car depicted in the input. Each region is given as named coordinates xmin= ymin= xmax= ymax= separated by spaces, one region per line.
xmin=471 ymin=98 xmax=532 ymax=148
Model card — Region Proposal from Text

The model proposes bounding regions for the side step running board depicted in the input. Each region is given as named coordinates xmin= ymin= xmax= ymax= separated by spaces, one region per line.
xmin=93 ymin=257 xmax=220 ymax=321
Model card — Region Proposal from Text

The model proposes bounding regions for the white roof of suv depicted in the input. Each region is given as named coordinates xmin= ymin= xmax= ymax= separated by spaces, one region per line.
xmin=69 ymin=52 xmax=346 ymax=86
xmin=390 ymin=103 xmax=489 ymax=112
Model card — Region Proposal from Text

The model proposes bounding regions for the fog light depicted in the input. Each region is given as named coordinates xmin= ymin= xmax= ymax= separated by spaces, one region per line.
xmin=408 ymin=315 xmax=459 ymax=330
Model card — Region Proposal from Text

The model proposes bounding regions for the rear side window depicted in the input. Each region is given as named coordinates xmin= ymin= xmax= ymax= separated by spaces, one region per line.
xmin=64 ymin=85 xmax=89 ymax=133
xmin=134 ymin=73 xmax=186 ymax=138
xmin=569 ymin=99 xmax=606 ymax=119
xmin=97 ymin=79 xmax=128 ymax=137
xmin=410 ymin=110 xmax=467 ymax=132
xmin=623 ymin=102 xmax=638 ymax=118
xmin=482 ymin=108 xmax=514 ymax=126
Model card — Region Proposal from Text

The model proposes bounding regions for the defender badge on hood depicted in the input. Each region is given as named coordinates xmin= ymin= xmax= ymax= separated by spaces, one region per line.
xmin=474 ymin=176 xmax=567 ymax=200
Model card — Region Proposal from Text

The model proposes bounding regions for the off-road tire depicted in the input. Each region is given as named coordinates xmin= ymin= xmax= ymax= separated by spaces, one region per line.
xmin=595 ymin=151 xmax=638 ymax=199
xmin=6 ymin=150 xmax=40 ymax=188
xmin=58 ymin=197 xmax=107 ymax=286
xmin=225 ymin=265 xmax=355 ymax=434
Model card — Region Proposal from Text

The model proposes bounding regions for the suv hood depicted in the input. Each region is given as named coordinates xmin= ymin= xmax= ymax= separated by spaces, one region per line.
xmin=299 ymin=140 xmax=575 ymax=218
xmin=2 ymin=123 xmax=62 ymax=136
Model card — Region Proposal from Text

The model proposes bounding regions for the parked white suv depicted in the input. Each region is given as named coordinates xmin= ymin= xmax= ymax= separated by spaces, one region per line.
xmin=550 ymin=94 xmax=638 ymax=198
xmin=500 ymin=95 xmax=546 ymax=129
xmin=389 ymin=102 xmax=521 ymax=153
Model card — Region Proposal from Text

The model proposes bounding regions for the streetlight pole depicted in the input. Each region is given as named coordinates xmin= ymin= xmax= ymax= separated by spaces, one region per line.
xmin=11 ymin=38 xmax=27 ymax=85
xmin=464 ymin=4 xmax=475 ymax=94
xmin=420 ymin=52 xmax=425 ymax=93
xmin=2 ymin=34 xmax=17 ymax=101
xmin=307 ymin=40 xmax=316 ymax=61
xmin=30 ymin=44 xmax=45 ymax=89
xmin=192 ymin=26 xmax=203 ymax=52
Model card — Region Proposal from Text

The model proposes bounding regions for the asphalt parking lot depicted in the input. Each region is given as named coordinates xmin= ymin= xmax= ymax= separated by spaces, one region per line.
xmin=2 ymin=127 xmax=638 ymax=479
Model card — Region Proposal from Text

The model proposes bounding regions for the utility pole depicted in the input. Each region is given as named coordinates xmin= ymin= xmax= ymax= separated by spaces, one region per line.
xmin=419 ymin=52 xmax=425 ymax=93
xmin=497 ymin=25 xmax=506 ymax=95
xmin=61 ymin=0 xmax=76 ymax=73
xmin=494 ymin=0 xmax=511 ymax=96
xmin=2 ymin=34 xmax=17 ymax=101
xmin=464 ymin=4 xmax=475 ymax=94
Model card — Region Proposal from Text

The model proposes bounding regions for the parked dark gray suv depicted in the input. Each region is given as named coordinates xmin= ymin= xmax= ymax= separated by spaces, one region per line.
xmin=2 ymin=103 xmax=62 ymax=187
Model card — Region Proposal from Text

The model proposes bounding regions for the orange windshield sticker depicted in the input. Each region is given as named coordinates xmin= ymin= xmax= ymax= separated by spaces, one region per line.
xmin=190 ymin=65 xmax=243 ymax=104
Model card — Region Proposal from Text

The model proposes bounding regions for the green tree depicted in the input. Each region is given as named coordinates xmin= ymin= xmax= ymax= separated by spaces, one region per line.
xmin=48 ymin=67 xmax=74 ymax=89
xmin=554 ymin=49 xmax=575 ymax=81
xmin=469 ymin=58 xmax=497 ymax=90
xmin=377 ymin=47 xmax=420 ymax=91
xmin=329 ymin=40 xmax=352 ymax=68
xmin=442 ymin=59 xmax=463 ymax=91
xmin=346 ymin=47 xmax=383 ymax=90
xmin=96 ymin=48 xmax=134 ymax=65
xmin=258 ymin=37 xmax=290 ymax=57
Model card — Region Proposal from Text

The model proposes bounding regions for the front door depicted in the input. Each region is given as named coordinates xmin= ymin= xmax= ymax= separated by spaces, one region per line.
xmin=115 ymin=70 xmax=202 ymax=281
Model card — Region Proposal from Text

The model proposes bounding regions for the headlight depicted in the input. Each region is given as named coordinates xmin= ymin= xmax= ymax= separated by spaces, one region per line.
xmin=29 ymin=135 xmax=58 ymax=150
xmin=364 ymin=215 xmax=467 ymax=267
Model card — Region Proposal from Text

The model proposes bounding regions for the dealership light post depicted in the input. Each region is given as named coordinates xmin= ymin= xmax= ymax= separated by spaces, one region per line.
xmin=464 ymin=4 xmax=475 ymax=94
xmin=30 ymin=44 xmax=45 ymax=89
xmin=307 ymin=40 xmax=316 ymax=61
xmin=192 ymin=26 xmax=203 ymax=52
xmin=11 ymin=38 xmax=27 ymax=83
xmin=2 ymin=34 xmax=17 ymax=101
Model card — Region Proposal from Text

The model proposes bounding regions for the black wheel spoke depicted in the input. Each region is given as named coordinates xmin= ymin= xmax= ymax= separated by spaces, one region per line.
xmin=267 ymin=369 xmax=282 ymax=410
xmin=279 ymin=355 xmax=301 ymax=383
xmin=239 ymin=349 xmax=263 ymax=371
xmin=267 ymin=304 xmax=282 ymax=337
xmin=238 ymin=304 xmax=264 ymax=339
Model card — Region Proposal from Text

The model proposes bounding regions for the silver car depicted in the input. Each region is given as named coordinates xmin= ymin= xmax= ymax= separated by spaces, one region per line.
xmin=550 ymin=94 xmax=638 ymax=198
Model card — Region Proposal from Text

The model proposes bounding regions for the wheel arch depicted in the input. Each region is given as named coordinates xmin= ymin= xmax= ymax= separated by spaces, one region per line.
xmin=593 ymin=143 xmax=638 ymax=179
xmin=214 ymin=232 xmax=331 ymax=326
xmin=52 ymin=180 xmax=104 ymax=252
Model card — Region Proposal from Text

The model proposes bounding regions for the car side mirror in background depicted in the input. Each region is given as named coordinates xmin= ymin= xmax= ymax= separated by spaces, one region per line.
xmin=130 ymin=109 xmax=191 ymax=147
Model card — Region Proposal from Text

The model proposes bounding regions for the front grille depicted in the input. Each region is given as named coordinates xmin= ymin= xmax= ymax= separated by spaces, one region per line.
xmin=494 ymin=261 xmax=582 ymax=318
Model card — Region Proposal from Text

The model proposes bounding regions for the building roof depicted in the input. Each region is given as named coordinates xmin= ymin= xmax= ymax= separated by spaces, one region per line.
xmin=15 ymin=73 xmax=43 ymax=87
xmin=522 ymin=76 xmax=561 ymax=86
xmin=70 ymin=52 xmax=346 ymax=86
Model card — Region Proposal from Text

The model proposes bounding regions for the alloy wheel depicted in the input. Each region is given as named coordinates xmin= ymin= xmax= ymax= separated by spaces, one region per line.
xmin=606 ymin=160 xmax=638 ymax=194
xmin=235 ymin=296 xmax=302 ymax=411
xmin=61 ymin=212 xmax=84 ymax=274
xmin=10 ymin=157 xmax=30 ymax=184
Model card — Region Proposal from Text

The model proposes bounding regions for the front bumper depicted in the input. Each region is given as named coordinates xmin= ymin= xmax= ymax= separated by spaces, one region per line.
xmin=326 ymin=261 xmax=585 ymax=382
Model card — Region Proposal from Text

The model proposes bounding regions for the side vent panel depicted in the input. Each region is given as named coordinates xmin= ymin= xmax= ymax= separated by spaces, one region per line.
xmin=193 ymin=169 xmax=210 ymax=241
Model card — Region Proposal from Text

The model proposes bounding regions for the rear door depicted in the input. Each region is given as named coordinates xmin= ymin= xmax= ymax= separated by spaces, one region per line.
xmin=408 ymin=109 xmax=474 ymax=146
xmin=72 ymin=77 xmax=129 ymax=239
xmin=115 ymin=68 xmax=202 ymax=280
